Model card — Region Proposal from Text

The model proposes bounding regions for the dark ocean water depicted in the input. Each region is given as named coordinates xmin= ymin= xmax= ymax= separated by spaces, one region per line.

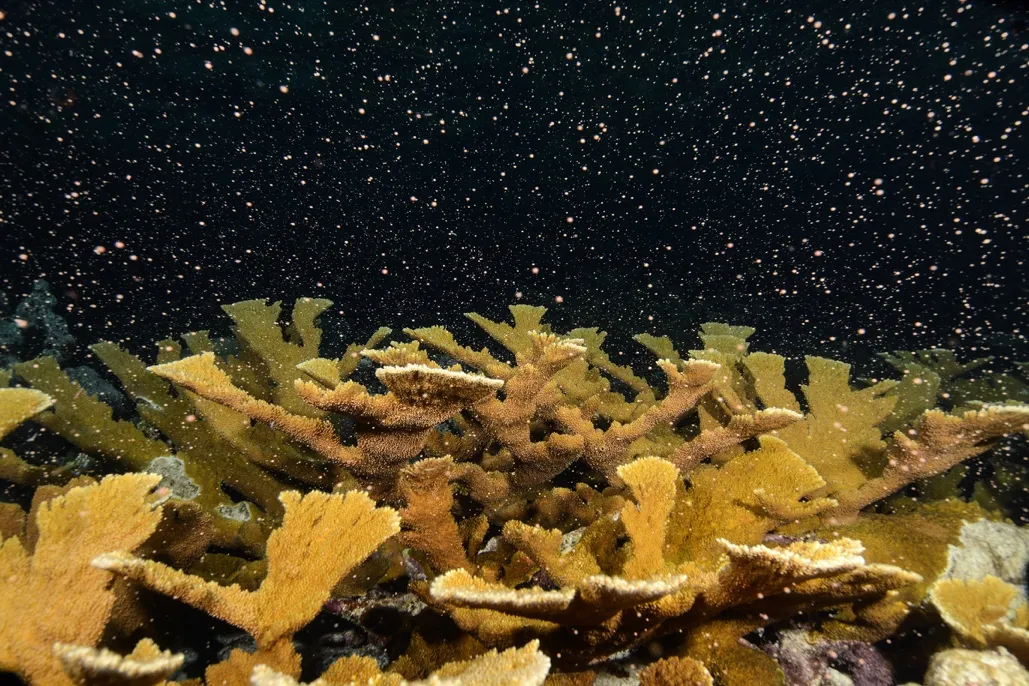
xmin=2 ymin=0 xmax=1027 ymax=365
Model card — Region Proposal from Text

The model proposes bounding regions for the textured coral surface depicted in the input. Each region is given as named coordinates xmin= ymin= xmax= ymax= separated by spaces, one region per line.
xmin=1 ymin=299 xmax=1027 ymax=685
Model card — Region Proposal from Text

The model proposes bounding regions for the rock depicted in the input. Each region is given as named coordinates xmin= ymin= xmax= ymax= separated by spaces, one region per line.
xmin=924 ymin=648 xmax=1029 ymax=686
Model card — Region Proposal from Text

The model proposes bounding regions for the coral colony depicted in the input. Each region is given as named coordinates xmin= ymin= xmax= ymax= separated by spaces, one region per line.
xmin=2 ymin=297 xmax=1029 ymax=685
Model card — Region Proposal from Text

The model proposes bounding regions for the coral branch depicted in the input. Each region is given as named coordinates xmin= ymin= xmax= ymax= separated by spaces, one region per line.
xmin=96 ymin=489 xmax=399 ymax=654
xmin=668 ymin=407 xmax=802 ymax=472
xmin=618 ymin=457 xmax=680 ymax=579
xmin=398 ymin=457 xmax=474 ymax=573
xmin=149 ymin=352 xmax=364 ymax=470
xmin=0 ymin=474 xmax=163 ymax=685
xmin=470 ymin=332 xmax=588 ymax=491
xmin=830 ymin=405 xmax=1029 ymax=520
xmin=556 ymin=359 xmax=719 ymax=478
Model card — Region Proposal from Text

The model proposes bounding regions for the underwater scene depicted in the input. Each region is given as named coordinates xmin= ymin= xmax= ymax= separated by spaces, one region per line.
xmin=1 ymin=1 xmax=1028 ymax=684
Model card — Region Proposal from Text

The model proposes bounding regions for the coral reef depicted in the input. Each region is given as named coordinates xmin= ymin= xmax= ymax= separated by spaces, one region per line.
xmin=1 ymin=298 xmax=1028 ymax=685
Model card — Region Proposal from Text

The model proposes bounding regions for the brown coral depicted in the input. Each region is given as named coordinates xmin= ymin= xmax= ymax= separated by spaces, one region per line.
xmin=149 ymin=351 xmax=501 ymax=497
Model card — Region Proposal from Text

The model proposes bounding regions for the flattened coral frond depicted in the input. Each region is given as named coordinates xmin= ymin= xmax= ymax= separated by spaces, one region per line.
xmin=376 ymin=365 xmax=503 ymax=406
xmin=697 ymin=323 xmax=756 ymax=355
xmin=879 ymin=363 xmax=942 ymax=434
xmin=343 ymin=327 xmax=394 ymax=377
xmin=633 ymin=333 xmax=683 ymax=366
xmin=419 ymin=640 xmax=550 ymax=685
xmin=931 ymin=576 xmax=1024 ymax=647
xmin=362 ymin=340 xmax=437 ymax=368
xmin=817 ymin=499 xmax=986 ymax=617
xmin=719 ymin=537 xmax=866 ymax=578
xmin=297 ymin=357 xmax=348 ymax=388
xmin=96 ymin=489 xmax=400 ymax=650
xmin=32 ymin=474 xmax=164 ymax=645
xmin=763 ymin=356 xmax=897 ymax=497
xmin=573 ymin=572 xmax=692 ymax=613
xmin=520 ymin=331 xmax=586 ymax=373
xmin=691 ymin=537 xmax=921 ymax=642
xmin=92 ymin=550 xmax=255 ymax=635
xmin=14 ymin=357 xmax=172 ymax=469
xmin=207 ymin=643 xmax=301 ymax=686
xmin=882 ymin=348 xmax=991 ymax=384
xmin=222 ymin=298 xmax=332 ymax=415
xmin=250 ymin=664 xmax=321 ymax=686
xmin=0 ymin=475 xmax=163 ymax=685
xmin=431 ymin=566 xmax=691 ymax=628
xmin=0 ymin=446 xmax=70 ymax=488
xmin=431 ymin=568 xmax=576 ymax=618
xmin=296 ymin=365 xmax=500 ymax=422
xmin=467 ymin=305 xmax=550 ymax=355
xmin=501 ymin=520 xmax=601 ymax=587
xmin=0 ymin=387 xmax=53 ymax=441
xmin=297 ymin=329 xmax=394 ymax=386
xmin=741 ymin=352 xmax=801 ymax=413
xmin=54 ymin=639 xmax=183 ymax=686
xmin=404 ymin=325 xmax=512 ymax=380
xmin=250 ymin=640 xmax=549 ymax=686
xmin=565 ymin=327 xmax=651 ymax=394
xmin=256 ymin=490 xmax=401 ymax=642
xmin=618 ymin=457 xmax=680 ymax=579
xmin=92 ymin=340 xmax=289 ymax=520
xmin=666 ymin=436 xmax=833 ymax=566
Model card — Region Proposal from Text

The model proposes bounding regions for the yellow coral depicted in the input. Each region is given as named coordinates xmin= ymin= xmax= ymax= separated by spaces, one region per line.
xmin=94 ymin=489 xmax=400 ymax=680
xmin=752 ymin=356 xmax=898 ymax=496
xmin=931 ymin=576 xmax=1029 ymax=653
xmin=5 ymin=301 xmax=1028 ymax=683
xmin=0 ymin=474 xmax=164 ymax=685
xmin=554 ymin=359 xmax=719 ymax=479
xmin=618 ymin=457 xmax=680 ymax=579
xmin=222 ymin=298 xmax=332 ymax=416
xmin=0 ymin=387 xmax=53 ymax=441
xmin=667 ymin=436 xmax=835 ymax=566
xmin=0 ymin=387 xmax=59 ymax=488
xmin=150 ymin=351 xmax=500 ymax=495
xmin=398 ymin=457 xmax=474 ymax=573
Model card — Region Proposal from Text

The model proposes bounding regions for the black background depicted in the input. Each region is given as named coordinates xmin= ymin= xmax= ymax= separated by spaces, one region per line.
xmin=2 ymin=0 xmax=1027 ymax=366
